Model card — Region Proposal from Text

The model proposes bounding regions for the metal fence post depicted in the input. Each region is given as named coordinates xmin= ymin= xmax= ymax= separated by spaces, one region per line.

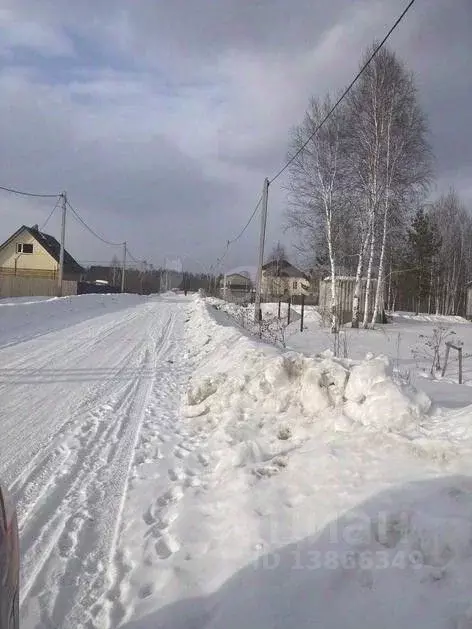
xmin=300 ymin=294 xmax=305 ymax=332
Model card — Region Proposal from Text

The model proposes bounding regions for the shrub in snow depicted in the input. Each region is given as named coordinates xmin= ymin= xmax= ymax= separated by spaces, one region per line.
xmin=277 ymin=426 xmax=292 ymax=441
xmin=412 ymin=325 xmax=459 ymax=376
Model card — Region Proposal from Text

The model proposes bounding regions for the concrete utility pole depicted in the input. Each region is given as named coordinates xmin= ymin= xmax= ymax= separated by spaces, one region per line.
xmin=121 ymin=241 xmax=127 ymax=293
xmin=254 ymin=177 xmax=269 ymax=323
xmin=57 ymin=191 xmax=67 ymax=297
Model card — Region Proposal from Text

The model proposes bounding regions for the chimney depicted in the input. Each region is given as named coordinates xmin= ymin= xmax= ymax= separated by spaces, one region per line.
xmin=32 ymin=224 xmax=39 ymax=231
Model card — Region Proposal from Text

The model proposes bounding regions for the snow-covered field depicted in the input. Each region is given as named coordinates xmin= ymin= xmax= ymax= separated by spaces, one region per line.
xmin=2 ymin=293 xmax=472 ymax=628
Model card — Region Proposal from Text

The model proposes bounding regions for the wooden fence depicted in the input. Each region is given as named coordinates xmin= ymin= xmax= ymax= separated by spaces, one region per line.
xmin=319 ymin=277 xmax=381 ymax=324
xmin=0 ymin=275 xmax=77 ymax=298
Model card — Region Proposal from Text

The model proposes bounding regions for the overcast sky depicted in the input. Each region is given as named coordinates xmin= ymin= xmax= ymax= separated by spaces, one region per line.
xmin=0 ymin=0 xmax=470 ymax=272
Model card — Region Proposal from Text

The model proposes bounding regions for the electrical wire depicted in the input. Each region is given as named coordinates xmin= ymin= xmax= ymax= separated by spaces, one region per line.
xmin=212 ymin=194 xmax=264 ymax=272
xmin=269 ymin=0 xmax=417 ymax=184
xmin=41 ymin=197 xmax=61 ymax=231
xmin=209 ymin=0 xmax=416 ymax=277
xmin=0 ymin=184 xmax=60 ymax=198
xmin=126 ymin=247 xmax=142 ymax=265
xmin=66 ymin=200 xmax=124 ymax=247
xmin=228 ymin=195 xmax=263 ymax=247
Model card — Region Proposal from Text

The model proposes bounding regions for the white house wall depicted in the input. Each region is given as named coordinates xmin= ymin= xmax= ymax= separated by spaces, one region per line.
xmin=0 ymin=228 xmax=58 ymax=274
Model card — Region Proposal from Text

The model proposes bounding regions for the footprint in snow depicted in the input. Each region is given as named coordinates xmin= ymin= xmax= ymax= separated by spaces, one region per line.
xmin=145 ymin=519 xmax=169 ymax=538
xmin=155 ymin=534 xmax=180 ymax=559
xmin=138 ymin=584 xmax=154 ymax=599
xmin=168 ymin=467 xmax=186 ymax=482
xmin=173 ymin=447 xmax=190 ymax=460
xmin=158 ymin=486 xmax=184 ymax=507
xmin=197 ymin=453 xmax=210 ymax=467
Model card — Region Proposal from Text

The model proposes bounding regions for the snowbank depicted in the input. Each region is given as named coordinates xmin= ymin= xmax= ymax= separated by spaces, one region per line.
xmin=128 ymin=475 xmax=472 ymax=629
xmin=344 ymin=356 xmax=431 ymax=430
xmin=184 ymin=298 xmax=431 ymax=436
xmin=122 ymin=297 xmax=472 ymax=629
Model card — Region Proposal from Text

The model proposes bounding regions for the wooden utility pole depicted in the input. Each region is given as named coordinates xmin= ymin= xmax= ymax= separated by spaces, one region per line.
xmin=254 ymin=177 xmax=269 ymax=323
xmin=57 ymin=191 xmax=67 ymax=297
xmin=121 ymin=241 xmax=127 ymax=293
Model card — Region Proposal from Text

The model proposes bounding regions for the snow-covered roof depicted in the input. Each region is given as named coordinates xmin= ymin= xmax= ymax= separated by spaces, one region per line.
xmin=224 ymin=266 xmax=257 ymax=283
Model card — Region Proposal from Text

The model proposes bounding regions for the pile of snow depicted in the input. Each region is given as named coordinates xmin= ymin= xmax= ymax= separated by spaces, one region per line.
xmin=344 ymin=356 xmax=431 ymax=430
xmin=124 ymin=296 xmax=472 ymax=629
xmin=184 ymin=299 xmax=431 ymax=436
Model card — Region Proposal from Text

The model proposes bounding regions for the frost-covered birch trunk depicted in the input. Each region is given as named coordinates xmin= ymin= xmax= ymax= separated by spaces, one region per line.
xmin=351 ymin=230 xmax=368 ymax=328
xmin=362 ymin=213 xmax=376 ymax=327
xmin=371 ymin=116 xmax=392 ymax=324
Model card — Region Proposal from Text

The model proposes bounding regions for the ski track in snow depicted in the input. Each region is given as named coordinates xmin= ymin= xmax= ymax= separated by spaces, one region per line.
xmin=0 ymin=297 xmax=197 ymax=629
xmin=102 ymin=309 xmax=210 ymax=628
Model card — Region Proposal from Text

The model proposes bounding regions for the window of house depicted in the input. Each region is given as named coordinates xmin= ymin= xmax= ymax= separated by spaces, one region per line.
xmin=16 ymin=243 xmax=33 ymax=254
xmin=17 ymin=243 xmax=33 ymax=254
xmin=293 ymin=281 xmax=297 ymax=289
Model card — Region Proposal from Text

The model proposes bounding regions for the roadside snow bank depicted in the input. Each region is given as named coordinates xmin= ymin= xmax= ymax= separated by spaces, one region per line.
xmin=127 ymin=298 xmax=472 ymax=629
xmin=344 ymin=356 xmax=431 ymax=430
xmin=184 ymin=298 xmax=430 ymax=434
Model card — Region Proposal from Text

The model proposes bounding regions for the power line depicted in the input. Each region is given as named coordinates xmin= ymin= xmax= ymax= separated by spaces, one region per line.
xmin=212 ymin=194 xmax=264 ymax=272
xmin=126 ymin=247 xmax=142 ymax=265
xmin=210 ymin=0 xmax=417 ymax=281
xmin=269 ymin=0 xmax=417 ymax=184
xmin=228 ymin=195 xmax=263 ymax=247
xmin=66 ymin=200 xmax=124 ymax=247
xmin=41 ymin=197 xmax=61 ymax=231
xmin=0 ymin=184 xmax=60 ymax=199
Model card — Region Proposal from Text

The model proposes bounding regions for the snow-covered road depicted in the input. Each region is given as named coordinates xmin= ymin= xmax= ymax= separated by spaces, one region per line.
xmin=0 ymin=295 xmax=200 ymax=629
xmin=3 ymin=294 xmax=472 ymax=629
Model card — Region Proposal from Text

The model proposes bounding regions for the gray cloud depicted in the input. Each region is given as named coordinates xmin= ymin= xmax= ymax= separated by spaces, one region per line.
xmin=0 ymin=0 xmax=470 ymax=271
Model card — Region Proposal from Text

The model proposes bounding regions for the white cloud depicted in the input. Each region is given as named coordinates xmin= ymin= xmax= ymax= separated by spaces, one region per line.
xmin=0 ymin=0 xmax=469 ymax=271
xmin=0 ymin=9 xmax=74 ymax=58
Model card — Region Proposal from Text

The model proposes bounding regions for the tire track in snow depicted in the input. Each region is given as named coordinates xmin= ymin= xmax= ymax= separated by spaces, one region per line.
xmin=96 ymin=313 xmax=178 ymax=629
xmin=10 ymin=337 xmax=145 ymax=531
xmin=20 ymin=357 xmax=145 ymax=606
xmin=105 ymin=305 xmax=211 ymax=625
xmin=19 ymin=308 xmax=177 ymax=629
xmin=0 ymin=306 xmax=146 ymax=490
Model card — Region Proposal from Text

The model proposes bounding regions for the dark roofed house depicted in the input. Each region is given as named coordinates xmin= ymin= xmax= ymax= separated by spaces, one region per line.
xmin=0 ymin=224 xmax=84 ymax=281
xmin=261 ymin=258 xmax=310 ymax=297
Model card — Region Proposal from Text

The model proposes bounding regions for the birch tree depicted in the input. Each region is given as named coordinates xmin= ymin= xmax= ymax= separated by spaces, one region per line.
xmin=430 ymin=190 xmax=472 ymax=315
xmin=345 ymin=45 xmax=432 ymax=327
xmin=287 ymin=95 xmax=349 ymax=331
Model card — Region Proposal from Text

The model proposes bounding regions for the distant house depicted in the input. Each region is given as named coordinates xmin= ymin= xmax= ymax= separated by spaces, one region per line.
xmin=261 ymin=259 xmax=310 ymax=298
xmin=0 ymin=224 xmax=84 ymax=281
xmin=221 ymin=271 xmax=253 ymax=300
